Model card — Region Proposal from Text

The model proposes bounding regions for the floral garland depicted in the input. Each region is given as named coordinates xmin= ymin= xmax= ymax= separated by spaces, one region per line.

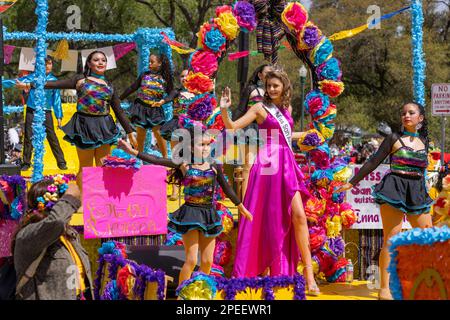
xmin=411 ymin=0 xmax=426 ymax=106
xmin=95 ymin=241 xmax=166 ymax=300
xmin=214 ymin=273 xmax=306 ymax=300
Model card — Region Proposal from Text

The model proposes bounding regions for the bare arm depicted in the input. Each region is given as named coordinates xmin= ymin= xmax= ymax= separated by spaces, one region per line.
xmin=220 ymin=86 xmax=260 ymax=130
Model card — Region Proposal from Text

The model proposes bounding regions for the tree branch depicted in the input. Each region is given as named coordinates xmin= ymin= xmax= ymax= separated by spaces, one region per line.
xmin=135 ymin=0 xmax=172 ymax=27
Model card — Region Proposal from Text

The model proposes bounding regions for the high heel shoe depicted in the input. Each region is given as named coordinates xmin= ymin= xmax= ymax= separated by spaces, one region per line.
xmin=304 ymin=265 xmax=321 ymax=296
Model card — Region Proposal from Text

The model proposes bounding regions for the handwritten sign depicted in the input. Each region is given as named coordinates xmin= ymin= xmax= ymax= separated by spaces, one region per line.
xmin=82 ymin=165 xmax=167 ymax=239
xmin=347 ymin=164 xmax=412 ymax=229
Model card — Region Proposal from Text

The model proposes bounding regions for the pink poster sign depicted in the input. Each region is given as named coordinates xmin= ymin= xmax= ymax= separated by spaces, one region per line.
xmin=82 ymin=165 xmax=167 ymax=239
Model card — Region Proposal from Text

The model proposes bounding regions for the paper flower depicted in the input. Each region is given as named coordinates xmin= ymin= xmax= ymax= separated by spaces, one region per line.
xmin=310 ymin=37 xmax=333 ymax=66
xmin=304 ymin=90 xmax=330 ymax=118
xmin=297 ymin=21 xmax=323 ymax=50
xmin=281 ymin=2 xmax=308 ymax=32
xmin=197 ymin=22 xmax=226 ymax=54
xmin=340 ymin=203 xmax=357 ymax=229
xmin=215 ymin=11 xmax=240 ymax=40
xmin=297 ymin=129 xmax=325 ymax=151
xmin=316 ymin=57 xmax=342 ymax=81
xmin=319 ymin=80 xmax=345 ymax=98
xmin=184 ymin=72 xmax=215 ymax=94
xmin=232 ymin=1 xmax=257 ymax=32
xmin=177 ymin=272 xmax=217 ymax=300
xmin=187 ymin=94 xmax=217 ymax=121
xmin=189 ymin=50 xmax=218 ymax=77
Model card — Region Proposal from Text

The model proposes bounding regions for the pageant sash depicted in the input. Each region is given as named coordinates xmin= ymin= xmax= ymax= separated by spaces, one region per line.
xmin=263 ymin=104 xmax=292 ymax=151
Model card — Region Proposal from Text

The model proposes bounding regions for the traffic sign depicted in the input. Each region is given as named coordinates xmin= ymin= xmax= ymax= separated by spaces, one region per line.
xmin=432 ymin=83 xmax=450 ymax=116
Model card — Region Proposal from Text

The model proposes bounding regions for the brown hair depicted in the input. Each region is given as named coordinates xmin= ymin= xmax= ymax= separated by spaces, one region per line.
xmin=263 ymin=70 xmax=292 ymax=109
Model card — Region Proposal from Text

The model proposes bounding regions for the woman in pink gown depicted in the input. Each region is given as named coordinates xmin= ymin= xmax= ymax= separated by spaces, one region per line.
xmin=219 ymin=70 xmax=320 ymax=295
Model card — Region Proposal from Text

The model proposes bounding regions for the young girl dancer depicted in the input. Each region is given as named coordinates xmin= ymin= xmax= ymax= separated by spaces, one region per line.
xmin=120 ymin=53 xmax=174 ymax=158
xmin=118 ymin=125 xmax=252 ymax=286
xmin=17 ymin=51 xmax=137 ymax=191
xmin=336 ymin=102 xmax=433 ymax=300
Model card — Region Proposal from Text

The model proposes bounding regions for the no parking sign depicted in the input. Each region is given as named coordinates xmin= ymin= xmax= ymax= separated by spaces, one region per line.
xmin=432 ymin=83 xmax=450 ymax=116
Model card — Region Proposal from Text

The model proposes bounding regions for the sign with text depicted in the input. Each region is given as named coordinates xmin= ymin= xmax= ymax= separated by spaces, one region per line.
xmin=347 ymin=164 xmax=412 ymax=229
xmin=82 ymin=165 xmax=167 ymax=239
xmin=432 ymin=83 xmax=450 ymax=116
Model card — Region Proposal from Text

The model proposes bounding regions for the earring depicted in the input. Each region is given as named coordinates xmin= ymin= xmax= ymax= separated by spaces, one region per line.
xmin=416 ymin=122 xmax=422 ymax=131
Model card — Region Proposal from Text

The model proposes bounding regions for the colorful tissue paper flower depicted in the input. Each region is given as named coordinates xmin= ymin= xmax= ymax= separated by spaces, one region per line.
xmin=189 ymin=50 xmax=218 ymax=77
xmin=310 ymin=37 xmax=333 ymax=66
xmin=340 ymin=207 xmax=357 ymax=229
xmin=117 ymin=264 xmax=136 ymax=299
xmin=314 ymin=103 xmax=337 ymax=122
xmin=297 ymin=21 xmax=323 ymax=50
xmin=232 ymin=1 xmax=257 ymax=32
xmin=319 ymin=80 xmax=345 ymax=98
xmin=215 ymin=11 xmax=240 ymax=40
xmin=316 ymin=122 xmax=335 ymax=141
xmin=197 ymin=22 xmax=226 ymax=54
xmin=326 ymin=216 xmax=342 ymax=238
xmin=165 ymin=232 xmax=184 ymax=246
xmin=309 ymin=148 xmax=330 ymax=169
xmin=187 ymin=94 xmax=217 ymax=121
xmin=333 ymin=166 xmax=352 ymax=182
xmin=216 ymin=5 xmax=232 ymax=15
xmin=214 ymin=239 xmax=232 ymax=266
xmin=327 ymin=258 xmax=348 ymax=282
xmin=327 ymin=237 xmax=345 ymax=257
xmin=281 ymin=2 xmax=308 ymax=32
xmin=316 ymin=57 xmax=342 ymax=81
xmin=177 ymin=272 xmax=217 ymax=300
xmin=220 ymin=210 xmax=234 ymax=235
xmin=304 ymin=90 xmax=330 ymax=118
xmin=184 ymin=72 xmax=215 ymax=94
xmin=297 ymin=129 xmax=325 ymax=151
xmin=309 ymin=226 xmax=327 ymax=252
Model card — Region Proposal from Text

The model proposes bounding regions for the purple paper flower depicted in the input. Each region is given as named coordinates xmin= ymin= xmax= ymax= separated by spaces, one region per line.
xmin=233 ymin=1 xmax=257 ymax=32
xmin=303 ymin=132 xmax=321 ymax=146
xmin=303 ymin=27 xmax=322 ymax=48
xmin=327 ymin=237 xmax=345 ymax=257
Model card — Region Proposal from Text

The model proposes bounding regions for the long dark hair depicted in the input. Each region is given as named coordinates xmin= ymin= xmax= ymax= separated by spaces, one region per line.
xmin=167 ymin=126 xmax=208 ymax=186
xmin=83 ymin=50 xmax=107 ymax=78
xmin=151 ymin=53 xmax=174 ymax=94
xmin=403 ymin=101 xmax=429 ymax=152
xmin=232 ymin=64 xmax=271 ymax=120
xmin=10 ymin=180 xmax=54 ymax=255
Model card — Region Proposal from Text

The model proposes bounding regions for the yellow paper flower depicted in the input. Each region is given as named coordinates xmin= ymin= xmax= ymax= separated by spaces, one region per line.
xmin=317 ymin=123 xmax=335 ymax=140
xmin=326 ymin=216 xmax=342 ymax=238
xmin=179 ymin=281 xmax=214 ymax=300
xmin=333 ymin=167 xmax=352 ymax=182
xmin=215 ymin=12 xmax=239 ymax=40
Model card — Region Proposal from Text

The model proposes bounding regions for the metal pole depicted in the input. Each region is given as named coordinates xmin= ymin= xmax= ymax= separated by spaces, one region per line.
xmin=300 ymin=76 xmax=305 ymax=131
xmin=442 ymin=117 xmax=446 ymax=165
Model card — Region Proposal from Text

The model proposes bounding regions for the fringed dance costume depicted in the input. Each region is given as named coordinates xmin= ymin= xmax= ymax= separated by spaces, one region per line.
xmin=350 ymin=133 xmax=433 ymax=215
xmin=136 ymin=152 xmax=241 ymax=237
xmin=43 ymin=75 xmax=134 ymax=149
xmin=120 ymin=71 xmax=173 ymax=129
